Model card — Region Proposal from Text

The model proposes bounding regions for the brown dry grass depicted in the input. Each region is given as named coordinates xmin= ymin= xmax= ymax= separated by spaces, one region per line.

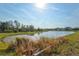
xmin=15 ymin=37 xmax=71 ymax=56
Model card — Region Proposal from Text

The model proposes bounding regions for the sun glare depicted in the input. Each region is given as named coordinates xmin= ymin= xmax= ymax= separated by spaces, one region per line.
xmin=34 ymin=1 xmax=47 ymax=9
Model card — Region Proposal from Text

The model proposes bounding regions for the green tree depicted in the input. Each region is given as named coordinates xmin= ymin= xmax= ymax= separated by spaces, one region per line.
xmin=14 ymin=20 xmax=20 ymax=32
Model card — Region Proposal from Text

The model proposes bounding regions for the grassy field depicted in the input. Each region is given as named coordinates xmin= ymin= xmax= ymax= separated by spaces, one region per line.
xmin=0 ymin=31 xmax=79 ymax=56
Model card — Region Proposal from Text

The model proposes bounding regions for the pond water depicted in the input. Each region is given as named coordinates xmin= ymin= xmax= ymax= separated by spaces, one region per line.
xmin=2 ymin=31 xmax=74 ymax=43
xmin=34 ymin=31 xmax=74 ymax=39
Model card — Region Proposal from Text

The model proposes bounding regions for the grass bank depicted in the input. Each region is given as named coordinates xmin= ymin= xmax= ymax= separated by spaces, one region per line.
xmin=0 ymin=32 xmax=36 ymax=39
xmin=65 ymin=31 xmax=79 ymax=40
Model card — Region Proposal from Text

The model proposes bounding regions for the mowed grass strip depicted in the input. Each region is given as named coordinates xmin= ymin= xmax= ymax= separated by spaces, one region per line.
xmin=0 ymin=32 xmax=36 ymax=39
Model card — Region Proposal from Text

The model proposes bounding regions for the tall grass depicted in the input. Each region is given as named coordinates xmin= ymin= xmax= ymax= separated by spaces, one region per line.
xmin=15 ymin=37 xmax=77 ymax=56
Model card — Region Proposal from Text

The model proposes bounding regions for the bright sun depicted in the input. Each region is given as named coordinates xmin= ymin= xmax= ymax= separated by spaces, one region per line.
xmin=34 ymin=1 xmax=47 ymax=9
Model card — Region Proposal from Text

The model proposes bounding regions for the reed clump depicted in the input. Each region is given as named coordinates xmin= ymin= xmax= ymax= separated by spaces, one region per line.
xmin=15 ymin=37 xmax=74 ymax=56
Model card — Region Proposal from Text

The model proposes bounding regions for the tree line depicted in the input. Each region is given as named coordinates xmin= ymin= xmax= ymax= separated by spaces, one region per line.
xmin=0 ymin=20 xmax=79 ymax=33
xmin=0 ymin=20 xmax=36 ymax=33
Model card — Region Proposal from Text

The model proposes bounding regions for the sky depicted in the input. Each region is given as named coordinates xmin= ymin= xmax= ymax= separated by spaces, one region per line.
xmin=0 ymin=3 xmax=79 ymax=28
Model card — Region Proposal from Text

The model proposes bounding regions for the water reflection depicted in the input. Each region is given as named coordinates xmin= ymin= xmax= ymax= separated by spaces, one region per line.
xmin=34 ymin=31 xmax=74 ymax=39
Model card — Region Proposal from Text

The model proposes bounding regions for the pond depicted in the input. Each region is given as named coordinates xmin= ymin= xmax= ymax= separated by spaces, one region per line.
xmin=34 ymin=31 xmax=74 ymax=39
xmin=2 ymin=31 xmax=74 ymax=43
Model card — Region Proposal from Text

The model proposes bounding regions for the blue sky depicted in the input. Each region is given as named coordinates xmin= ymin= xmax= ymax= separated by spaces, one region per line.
xmin=0 ymin=3 xmax=79 ymax=28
